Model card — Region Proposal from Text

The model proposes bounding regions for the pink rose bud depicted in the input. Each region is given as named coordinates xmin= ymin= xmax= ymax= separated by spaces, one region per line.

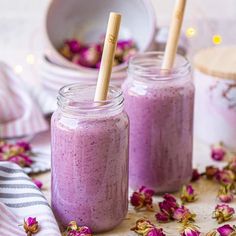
xmin=217 ymin=224 xmax=236 ymax=235
xmin=205 ymin=166 xmax=219 ymax=179
xmin=218 ymin=185 xmax=234 ymax=203
xmin=215 ymin=170 xmax=235 ymax=185
xmin=23 ymin=217 xmax=39 ymax=235
xmin=191 ymin=169 xmax=201 ymax=182
xmin=180 ymin=222 xmax=201 ymax=236
xmin=130 ymin=186 xmax=154 ymax=211
xmin=131 ymin=218 xmax=165 ymax=236
xmin=180 ymin=185 xmax=197 ymax=204
xmin=211 ymin=143 xmax=226 ymax=161
xmin=65 ymin=39 xmax=81 ymax=54
xmin=173 ymin=205 xmax=196 ymax=222
xmin=212 ymin=204 xmax=235 ymax=223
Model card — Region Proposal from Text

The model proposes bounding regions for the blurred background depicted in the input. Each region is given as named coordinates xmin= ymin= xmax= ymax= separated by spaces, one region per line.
xmin=0 ymin=0 xmax=236 ymax=86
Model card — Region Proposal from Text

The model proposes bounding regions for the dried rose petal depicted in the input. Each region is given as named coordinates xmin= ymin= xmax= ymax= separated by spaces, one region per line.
xmin=191 ymin=169 xmax=201 ymax=182
xmin=131 ymin=218 xmax=165 ymax=236
xmin=179 ymin=222 xmax=201 ymax=236
xmin=212 ymin=204 xmax=235 ymax=223
xmin=32 ymin=179 xmax=43 ymax=189
xmin=173 ymin=205 xmax=196 ymax=222
xmin=180 ymin=185 xmax=197 ymax=204
xmin=217 ymin=224 xmax=236 ymax=236
xmin=16 ymin=141 xmax=31 ymax=152
xmin=211 ymin=143 xmax=226 ymax=161
xmin=130 ymin=186 xmax=154 ymax=211
xmin=65 ymin=39 xmax=81 ymax=54
xmin=23 ymin=217 xmax=39 ymax=235
xmin=155 ymin=194 xmax=179 ymax=222
xmin=218 ymin=185 xmax=234 ymax=203
xmin=155 ymin=212 xmax=170 ymax=223
xmin=215 ymin=170 xmax=235 ymax=185
xmin=205 ymin=166 xmax=220 ymax=179
xmin=226 ymin=157 xmax=236 ymax=173
xmin=8 ymin=154 xmax=33 ymax=167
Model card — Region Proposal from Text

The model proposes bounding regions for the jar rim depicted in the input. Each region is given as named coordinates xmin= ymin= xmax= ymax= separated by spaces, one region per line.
xmin=58 ymin=84 xmax=124 ymax=115
xmin=128 ymin=51 xmax=191 ymax=81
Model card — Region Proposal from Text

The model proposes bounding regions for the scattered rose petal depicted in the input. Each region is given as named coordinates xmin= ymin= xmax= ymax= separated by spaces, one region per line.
xmin=218 ymin=185 xmax=234 ymax=203
xmin=180 ymin=185 xmax=197 ymax=204
xmin=23 ymin=217 xmax=39 ymax=235
xmin=131 ymin=218 xmax=166 ymax=236
xmin=130 ymin=186 xmax=155 ymax=211
xmin=212 ymin=204 xmax=235 ymax=223
xmin=191 ymin=169 xmax=201 ymax=182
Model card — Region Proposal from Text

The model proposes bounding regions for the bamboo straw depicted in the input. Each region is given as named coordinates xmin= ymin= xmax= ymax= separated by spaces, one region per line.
xmin=94 ymin=12 xmax=122 ymax=101
xmin=161 ymin=0 xmax=187 ymax=70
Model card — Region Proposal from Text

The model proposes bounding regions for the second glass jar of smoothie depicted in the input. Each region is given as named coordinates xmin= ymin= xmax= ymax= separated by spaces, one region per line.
xmin=122 ymin=52 xmax=195 ymax=193
xmin=51 ymin=84 xmax=129 ymax=233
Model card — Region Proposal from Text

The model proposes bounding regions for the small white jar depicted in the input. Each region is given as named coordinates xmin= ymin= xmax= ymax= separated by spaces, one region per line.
xmin=194 ymin=47 xmax=236 ymax=151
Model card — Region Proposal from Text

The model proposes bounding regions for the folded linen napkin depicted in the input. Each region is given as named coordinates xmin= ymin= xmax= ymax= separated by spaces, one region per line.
xmin=0 ymin=161 xmax=60 ymax=236
xmin=0 ymin=62 xmax=48 ymax=138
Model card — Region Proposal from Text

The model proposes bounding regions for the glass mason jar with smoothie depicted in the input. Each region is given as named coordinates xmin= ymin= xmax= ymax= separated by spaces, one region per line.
xmin=122 ymin=52 xmax=195 ymax=193
xmin=51 ymin=84 xmax=129 ymax=232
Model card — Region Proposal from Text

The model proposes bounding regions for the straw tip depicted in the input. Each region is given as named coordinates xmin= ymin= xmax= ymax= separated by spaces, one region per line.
xmin=109 ymin=12 xmax=122 ymax=18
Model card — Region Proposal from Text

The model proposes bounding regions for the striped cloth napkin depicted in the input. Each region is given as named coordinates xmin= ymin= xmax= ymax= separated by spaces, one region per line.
xmin=0 ymin=161 xmax=60 ymax=236
xmin=0 ymin=61 xmax=48 ymax=138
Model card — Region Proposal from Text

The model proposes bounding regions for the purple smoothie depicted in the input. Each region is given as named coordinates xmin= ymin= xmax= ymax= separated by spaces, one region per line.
xmin=122 ymin=52 xmax=195 ymax=193
xmin=51 ymin=85 xmax=129 ymax=233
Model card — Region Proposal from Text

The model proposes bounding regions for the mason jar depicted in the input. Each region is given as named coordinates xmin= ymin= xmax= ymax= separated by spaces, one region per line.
xmin=122 ymin=52 xmax=195 ymax=193
xmin=51 ymin=84 xmax=129 ymax=232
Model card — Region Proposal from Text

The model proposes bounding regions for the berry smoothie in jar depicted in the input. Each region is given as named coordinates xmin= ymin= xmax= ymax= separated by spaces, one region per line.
xmin=122 ymin=52 xmax=194 ymax=193
xmin=51 ymin=84 xmax=129 ymax=233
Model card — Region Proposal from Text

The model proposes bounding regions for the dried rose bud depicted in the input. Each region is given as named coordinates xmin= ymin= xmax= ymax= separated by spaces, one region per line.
xmin=179 ymin=222 xmax=201 ymax=236
xmin=173 ymin=205 xmax=196 ymax=222
xmin=131 ymin=218 xmax=165 ymax=236
xmin=205 ymin=166 xmax=219 ymax=179
xmin=8 ymin=154 xmax=33 ymax=167
xmin=67 ymin=221 xmax=79 ymax=231
xmin=65 ymin=39 xmax=81 ymax=54
xmin=123 ymin=48 xmax=137 ymax=62
xmin=211 ymin=143 xmax=226 ymax=161
xmin=23 ymin=217 xmax=39 ymax=235
xmin=215 ymin=170 xmax=235 ymax=185
xmin=180 ymin=185 xmax=197 ymax=204
xmin=130 ymin=186 xmax=155 ymax=211
xmin=60 ymin=45 xmax=73 ymax=60
xmin=226 ymin=157 xmax=236 ymax=173
xmin=218 ymin=185 xmax=234 ymax=203
xmin=191 ymin=169 xmax=201 ymax=182
xmin=32 ymin=179 xmax=43 ymax=189
xmin=212 ymin=204 xmax=235 ymax=224
xmin=155 ymin=194 xmax=179 ymax=223
xmin=16 ymin=141 xmax=31 ymax=152
xmin=155 ymin=211 xmax=170 ymax=223
xmin=217 ymin=224 xmax=236 ymax=235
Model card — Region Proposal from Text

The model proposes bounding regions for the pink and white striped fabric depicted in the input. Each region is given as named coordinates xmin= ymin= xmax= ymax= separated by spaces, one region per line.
xmin=0 ymin=62 xmax=48 ymax=138
xmin=0 ymin=161 xmax=60 ymax=236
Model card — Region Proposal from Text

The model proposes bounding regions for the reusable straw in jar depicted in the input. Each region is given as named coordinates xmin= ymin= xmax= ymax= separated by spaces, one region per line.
xmin=94 ymin=12 xmax=122 ymax=101
xmin=162 ymin=0 xmax=187 ymax=70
